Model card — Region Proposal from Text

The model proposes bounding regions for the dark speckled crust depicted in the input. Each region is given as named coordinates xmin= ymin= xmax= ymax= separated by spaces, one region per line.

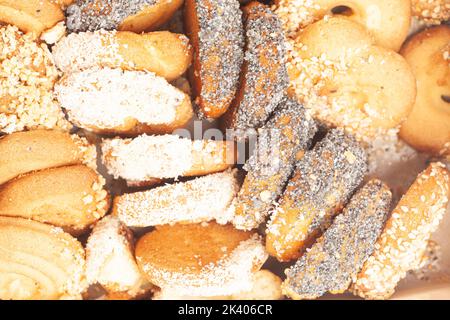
xmin=223 ymin=2 xmax=289 ymax=130
xmin=283 ymin=180 xmax=392 ymax=300
xmin=186 ymin=0 xmax=244 ymax=119
xmin=266 ymin=128 xmax=368 ymax=261
xmin=66 ymin=0 xmax=157 ymax=32
xmin=233 ymin=97 xmax=317 ymax=230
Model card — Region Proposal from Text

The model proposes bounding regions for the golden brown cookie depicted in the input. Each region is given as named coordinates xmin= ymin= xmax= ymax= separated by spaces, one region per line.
xmin=400 ymin=25 xmax=450 ymax=157
xmin=53 ymin=30 xmax=192 ymax=81
xmin=136 ymin=222 xmax=268 ymax=297
xmin=0 ymin=0 xmax=65 ymax=38
xmin=0 ymin=130 xmax=96 ymax=185
xmin=288 ymin=17 xmax=416 ymax=139
xmin=0 ymin=216 xmax=87 ymax=300
xmin=274 ymin=0 xmax=411 ymax=51
xmin=0 ymin=165 xmax=110 ymax=235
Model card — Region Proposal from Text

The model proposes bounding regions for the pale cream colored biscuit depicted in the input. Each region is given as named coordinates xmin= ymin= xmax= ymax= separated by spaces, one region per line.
xmin=0 ymin=216 xmax=87 ymax=300
xmin=400 ymin=25 xmax=450 ymax=157
xmin=113 ymin=170 xmax=239 ymax=227
xmin=274 ymin=0 xmax=411 ymax=51
xmin=154 ymin=270 xmax=283 ymax=300
xmin=55 ymin=67 xmax=194 ymax=135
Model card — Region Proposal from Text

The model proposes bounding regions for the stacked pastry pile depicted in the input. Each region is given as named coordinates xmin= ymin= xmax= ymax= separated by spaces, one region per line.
xmin=0 ymin=0 xmax=448 ymax=300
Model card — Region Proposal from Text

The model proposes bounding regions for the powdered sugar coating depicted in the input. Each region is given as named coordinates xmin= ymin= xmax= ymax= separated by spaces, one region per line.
xmin=115 ymin=170 xmax=239 ymax=227
xmin=55 ymin=67 xmax=184 ymax=130
xmin=52 ymin=30 xmax=123 ymax=73
xmin=86 ymin=216 xmax=149 ymax=295
xmin=233 ymin=97 xmax=317 ymax=230
xmin=353 ymin=162 xmax=450 ymax=300
xmin=283 ymin=180 xmax=392 ymax=299
xmin=138 ymin=233 xmax=268 ymax=297
xmin=66 ymin=0 xmax=157 ymax=32
xmin=102 ymin=134 xmax=193 ymax=181
xmin=102 ymin=134 xmax=229 ymax=181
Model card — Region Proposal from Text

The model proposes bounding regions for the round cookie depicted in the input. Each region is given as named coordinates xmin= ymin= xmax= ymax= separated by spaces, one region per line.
xmin=288 ymin=17 xmax=416 ymax=139
xmin=135 ymin=222 xmax=268 ymax=297
xmin=400 ymin=25 xmax=450 ymax=157
xmin=274 ymin=0 xmax=411 ymax=51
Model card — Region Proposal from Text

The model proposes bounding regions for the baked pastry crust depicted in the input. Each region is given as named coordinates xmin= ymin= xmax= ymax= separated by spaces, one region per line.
xmin=400 ymin=25 xmax=450 ymax=157
xmin=0 ymin=216 xmax=87 ymax=300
